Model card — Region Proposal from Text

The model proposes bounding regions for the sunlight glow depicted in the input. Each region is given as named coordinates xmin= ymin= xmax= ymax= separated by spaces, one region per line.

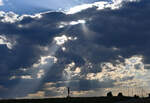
xmin=0 ymin=0 xmax=3 ymax=6
xmin=58 ymin=19 xmax=86 ymax=28
xmin=86 ymin=55 xmax=147 ymax=87
xmin=70 ymin=20 xmax=86 ymax=25
xmin=54 ymin=35 xmax=77 ymax=46
xmin=66 ymin=1 xmax=107 ymax=14
xmin=62 ymin=62 xmax=81 ymax=87
xmin=0 ymin=35 xmax=16 ymax=49
xmin=66 ymin=0 xmax=140 ymax=14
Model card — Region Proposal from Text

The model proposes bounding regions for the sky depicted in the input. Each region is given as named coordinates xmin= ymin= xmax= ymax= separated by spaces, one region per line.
xmin=0 ymin=0 xmax=150 ymax=99
xmin=0 ymin=0 xmax=100 ymax=14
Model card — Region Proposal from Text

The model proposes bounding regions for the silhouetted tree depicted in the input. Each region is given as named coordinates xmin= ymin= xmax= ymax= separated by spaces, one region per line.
xmin=107 ymin=91 xmax=113 ymax=97
xmin=149 ymin=93 xmax=150 ymax=98
xmin=118 ymin=92 xmax=123 ymax=97
xmin=134 ymin=95 xmax=139 ymax=98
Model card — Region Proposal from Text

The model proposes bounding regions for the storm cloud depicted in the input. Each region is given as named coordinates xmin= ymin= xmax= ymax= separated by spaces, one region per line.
xmin=0 ymin=0 xmax=150 ymax=98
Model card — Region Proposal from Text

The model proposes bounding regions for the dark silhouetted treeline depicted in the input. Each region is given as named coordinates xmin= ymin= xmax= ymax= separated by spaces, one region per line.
xmin=0 ymin=96 xmax=150 ymax=103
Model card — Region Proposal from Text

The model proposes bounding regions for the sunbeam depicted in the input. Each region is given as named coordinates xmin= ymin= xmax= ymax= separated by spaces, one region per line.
xmin=0 ymin=0 xmax=149 ymax=100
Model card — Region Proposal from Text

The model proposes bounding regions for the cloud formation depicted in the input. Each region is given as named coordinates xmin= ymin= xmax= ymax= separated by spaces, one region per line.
xmin=0 ymin=35 xmax=16 ymax=49
xmin=66 ymin=0 xmax=139 ymax=14
xmin=0 ymin=0 xmax=150 ymax=99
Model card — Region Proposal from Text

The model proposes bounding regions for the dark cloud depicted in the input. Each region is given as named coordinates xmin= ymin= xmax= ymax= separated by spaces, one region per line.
xmin=0 ymin=0 xmax=150 ymax=98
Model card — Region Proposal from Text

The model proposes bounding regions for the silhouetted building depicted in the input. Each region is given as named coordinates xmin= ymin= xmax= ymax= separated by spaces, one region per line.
xmin=134 ymin=95 xmax=139 ymax=98
xmin=107 ymin=92 xmax=113 ymax=97
xmin=118 ymin=92 xmax=123 ymax=97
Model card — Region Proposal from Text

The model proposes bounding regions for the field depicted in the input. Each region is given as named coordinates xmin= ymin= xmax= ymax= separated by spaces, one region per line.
xmin=0 ymin=97 xmax=150 ymax=103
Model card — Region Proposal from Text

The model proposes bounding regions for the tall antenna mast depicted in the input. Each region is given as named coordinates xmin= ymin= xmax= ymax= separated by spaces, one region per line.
xmin=67 ymin=87 xmax=70 ymax=98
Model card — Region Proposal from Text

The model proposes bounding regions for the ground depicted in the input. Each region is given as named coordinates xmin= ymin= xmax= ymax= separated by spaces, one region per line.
xmin=0 ymin=97 xmax=150 ymax=103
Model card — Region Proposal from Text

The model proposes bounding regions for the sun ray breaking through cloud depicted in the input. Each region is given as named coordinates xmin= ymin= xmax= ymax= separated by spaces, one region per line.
xmin=1 ymin=0 xmax=150 ymax=99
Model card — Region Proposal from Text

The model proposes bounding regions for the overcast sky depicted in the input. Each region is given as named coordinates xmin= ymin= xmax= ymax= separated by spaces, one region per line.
xmin=0 ymin=0 xmax=150 ymax=99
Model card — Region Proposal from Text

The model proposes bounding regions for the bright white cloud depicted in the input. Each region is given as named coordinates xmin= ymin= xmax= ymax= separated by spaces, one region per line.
xmin=62 ymin=47 xmax=66 ymax=51
xmin=0 ymin=35 xmax=16 ymax=49
xmin=69 ymin=20 xmax=86 ymax=25
xmin=54 ymin=35 xmax=69 ymax=46
xmin=54 ymin=35 xmax=77 ymax=46
xmin=66 ymin=0 xmax=140 ymax=14
xmin=0 ymin=11 xmax=19 ymax=23
xmin=58 ymin=19 xmax=86 ymax=28
xmin=66 ymin=1 xmax=107 ymax=14
xmin=21 ymin=75 xmax=33 ymax=79
xmin=0 ymin=11 xmax=42 ymax=23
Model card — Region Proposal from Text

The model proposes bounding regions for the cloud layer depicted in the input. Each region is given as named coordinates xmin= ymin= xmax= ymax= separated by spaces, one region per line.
xmin=0 ymin=0 xmax=150 ymax=98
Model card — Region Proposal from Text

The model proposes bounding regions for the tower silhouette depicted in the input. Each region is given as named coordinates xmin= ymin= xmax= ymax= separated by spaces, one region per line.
xmin=67 ymin=87 xmax=70 ymax=98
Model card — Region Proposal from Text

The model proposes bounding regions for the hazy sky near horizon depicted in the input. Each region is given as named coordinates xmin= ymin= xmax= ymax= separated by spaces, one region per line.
xmin=0 ymin=0 xmax=150 ymax=99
